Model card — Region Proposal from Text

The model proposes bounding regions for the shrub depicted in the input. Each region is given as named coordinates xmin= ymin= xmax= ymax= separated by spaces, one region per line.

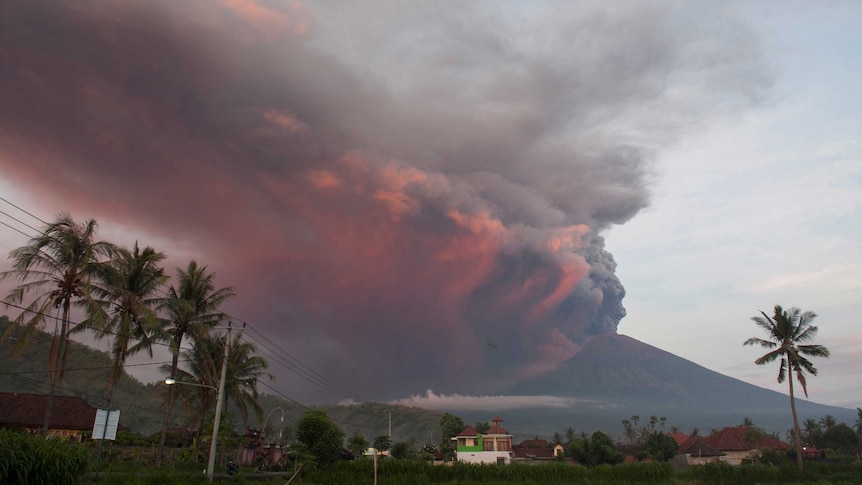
xmin=0 ymin=429 xmax=89 ymax=485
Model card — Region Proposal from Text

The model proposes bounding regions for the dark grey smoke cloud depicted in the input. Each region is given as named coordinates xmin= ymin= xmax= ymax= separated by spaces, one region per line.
xmin=0 ymin=0 xmax=771 ymax=401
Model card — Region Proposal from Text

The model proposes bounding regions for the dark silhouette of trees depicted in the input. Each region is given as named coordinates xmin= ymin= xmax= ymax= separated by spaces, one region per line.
xmin=348 ymin=433 xmax=369 ymax=457
xmin=156 ymin=260 xmax=234 ymax=464
xmin=373 ymin=435 xmax=392 ymax=452
xmin=84 ymin=242 xmax=167 ymax=408
xmin=1 ymin=214 xmax=116 ymax=435
xmin=295 ymin=409 xmax=345 ymax=467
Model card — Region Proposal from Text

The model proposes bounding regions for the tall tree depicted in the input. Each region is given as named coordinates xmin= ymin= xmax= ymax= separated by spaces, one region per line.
xmin=84 ymin=242 xmax=167 ymax=407
xmin=156 ymin=260 xmax=234 ymax=464
xmin=163 ymin=330 xmax=270 ymax=433
xmin=295 ymin=409 xmax=345 ymax=467
xmin=819 ymin=414 xmax=836 ymax=431
xmin=744 ymin=305 xmax=830 ymax=473
xmin=373 ymin=435 xmax=392 ymax=452
xmin=439 ymin=412 xmax=465 ymax=461
xmin=0 ymin=214 xmax=115 ymax=435
xmin=855 ymin=408 xmax=862 ymax=437
xmin=348 ymin=433 xmax=369 ymax=457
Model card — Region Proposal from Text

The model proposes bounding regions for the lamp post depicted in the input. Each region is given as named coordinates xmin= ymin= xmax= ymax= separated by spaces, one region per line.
xmin=165 ymin=326 xmax=231 ymax=482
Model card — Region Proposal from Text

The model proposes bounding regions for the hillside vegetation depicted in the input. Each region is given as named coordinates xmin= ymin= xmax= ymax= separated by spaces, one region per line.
xmin=0 ymin=316 xmax=443 ymax=443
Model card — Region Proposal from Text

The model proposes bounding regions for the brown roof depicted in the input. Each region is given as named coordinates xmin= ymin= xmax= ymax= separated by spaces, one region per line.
xmin=679 ymin=437 xmax=725 ymax=457
xmin=0 ymin=392 xmax=98 ymax=431
xmin=667 ymin=432 xmax=689 ymax=445
xmin=513 ymin=446 xmax=556 ymax=459
xmin=705 ymin=427 xmax=789 ymax=452
xmin=487 ymin=416 xmax=508 ymax=434
xmin=456 ymin=425 xmax=478 ymax=437
xmin=516 ymin=439 xmax=549 ymax=448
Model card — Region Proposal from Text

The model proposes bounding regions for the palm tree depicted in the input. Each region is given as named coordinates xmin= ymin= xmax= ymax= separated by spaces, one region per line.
xmin=348 ymin=433 xmax=369 ymax=457
xmin=819 ymin=414 xmax=836 ymax=431
xmin=0 ymin=214 xmax=116 ymax=435
xmin=156 ymin=260 xmax=234 ymax=464
xmin=802 ymin=418 xmax=820 ymax=444
xmin=224 ymin=334 xmax=271 ymax=428
xmin=164 ymin=331 xmax=270 ymax=434
xmin=743 ymin=305 xmax=830 ymax=473
xmin=855 ymin=408 xmax=862 ymax=437
xmin=84 ymin=242 xmax=167 ymax=408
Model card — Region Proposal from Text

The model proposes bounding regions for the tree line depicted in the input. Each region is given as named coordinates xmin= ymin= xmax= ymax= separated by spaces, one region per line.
xmin=0 ymin=213 xmax=269 ymax=465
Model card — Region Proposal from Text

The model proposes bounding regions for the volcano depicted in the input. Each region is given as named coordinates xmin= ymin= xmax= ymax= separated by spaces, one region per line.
xmin=460 ymin=334 xmax=855 ymax=438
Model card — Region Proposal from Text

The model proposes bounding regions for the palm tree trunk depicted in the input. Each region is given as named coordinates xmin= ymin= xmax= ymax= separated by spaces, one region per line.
xmin=157 ymin=333 xmax=183 ymax=466
xmin=42 ymin=330 xmax=60 ymax=437
xmin=788 ymin=375 xmax=803 ymax=473
xmin=42 ymin=300 xmax=71 ymax=436
xmin=106 ymin=350 xmax=123 ymax=409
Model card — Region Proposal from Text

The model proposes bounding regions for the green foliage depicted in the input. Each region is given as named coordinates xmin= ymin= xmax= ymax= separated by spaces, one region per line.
xmin=821 ymin=423 xmax=859 ymax=455
xmin=417 ymin=442 xmax=438 ymax=461
xmin=439 ymin=412 xmax=464 ymax=462
xmin=295 ymin=408 xmax=345 ymax=467
xmin=642 ymin=431 xmax=678 ymax=462
xmin=306 ymin=459 xmax=673 ymax=484
xmin=348 ymin=432 xmax=369 ymax=456
xmin=374 ymin=434 xmax=392 ymax=451
xmin=390 ymin=441 xmax=414 ymax=459
xmin=568 ymin=430 xmax=624 ymax=466
xmin=440 ymin=412 xmax=465 ymax=441
xmin=474 ymin=420 xmax=491 ymax=433
xmin=756 ymin=448 xmax=790 ymax=466
xmin=0 ymin=429 xmax=89 ymax=485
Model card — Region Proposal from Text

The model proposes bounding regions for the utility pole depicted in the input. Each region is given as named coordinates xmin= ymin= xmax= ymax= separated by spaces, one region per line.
xmin=207 ymin=325 xmax=231 ymax=482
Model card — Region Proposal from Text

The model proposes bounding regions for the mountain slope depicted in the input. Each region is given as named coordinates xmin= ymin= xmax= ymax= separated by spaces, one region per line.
xmin=494 ymin=333 xmax=854 ymax=436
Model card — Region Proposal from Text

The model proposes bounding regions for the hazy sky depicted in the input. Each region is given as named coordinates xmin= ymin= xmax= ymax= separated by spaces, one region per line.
xmin=0 ymin=0 xmax=859 ymax=409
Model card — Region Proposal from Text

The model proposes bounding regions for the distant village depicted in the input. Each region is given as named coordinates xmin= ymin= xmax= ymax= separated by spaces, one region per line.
xmin=2 ymin=393 xmax=859 ymax=473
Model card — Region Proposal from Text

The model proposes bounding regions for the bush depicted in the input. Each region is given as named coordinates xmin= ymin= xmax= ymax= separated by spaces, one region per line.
xmin=0 ymin=429 xmax=89 ymax=485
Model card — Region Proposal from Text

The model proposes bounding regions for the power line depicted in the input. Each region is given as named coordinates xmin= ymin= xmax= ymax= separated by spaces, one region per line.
xmin=0 ymin=359 xmax=188 ymax=375
xmin=0 ymin=371 xmax=191 ymax=426
xmin=0 ymin=218 xmax=31 ymax=238
xmin=0 ymin=208 xmax=42 ymax=234
xmin=236 ymin=322 xmax=365 ymax=402
xmin=0 ymin=196 xmax=48 ymax=225
xmin=2 ymin=301 xmax=194 ymax=353
xmin=0 ymin=196 xmax=368 ymax=407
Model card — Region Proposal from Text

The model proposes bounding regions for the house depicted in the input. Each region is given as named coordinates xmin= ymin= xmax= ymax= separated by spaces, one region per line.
xmin=512 ymin=438 xmax=565 ymax=461
xmin=678 ymin=438 xmax=725 ymax=465
xmin=678 ymin=427 xmax=789 ymax=465
xmin=452 ymin=416 xmax=513 ymax=464
xmin=0 ymin=392 xmax=100 ymax=442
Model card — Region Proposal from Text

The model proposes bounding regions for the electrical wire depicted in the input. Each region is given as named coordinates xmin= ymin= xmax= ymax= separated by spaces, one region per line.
xmin=0 ymin=196 xmax=367 ymax=413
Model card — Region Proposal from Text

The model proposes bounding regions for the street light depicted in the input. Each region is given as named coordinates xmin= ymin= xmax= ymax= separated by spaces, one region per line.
xmin=164 ymin=326 xmax=231 ymax=482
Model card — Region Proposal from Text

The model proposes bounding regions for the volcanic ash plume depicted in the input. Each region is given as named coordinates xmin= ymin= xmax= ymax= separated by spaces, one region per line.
xmin=0 ymin=0 xmax=771 ymax=398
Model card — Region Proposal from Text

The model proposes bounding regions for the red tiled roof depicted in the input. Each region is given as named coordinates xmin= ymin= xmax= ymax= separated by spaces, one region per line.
xmin=667 ymin=432 xmax=689 ymax=445
xmin=0 ymin=392 xmax=98 ymax=430
xmin=487 ymin=423 xmax=509 ymax=434
xmin=685 ymin=427 xmax=789 ymax=452
xmin=456 ymin=425 xmax=478 ymax=437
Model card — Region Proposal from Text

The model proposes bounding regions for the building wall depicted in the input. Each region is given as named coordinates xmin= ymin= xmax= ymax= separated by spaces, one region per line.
xmin=685 ymin=454 xmax=722 ymax=466
xmin=719 ymin=450 xmax=752 ymax=465
xmin=456 ymin=450 xmax=511 ymax=464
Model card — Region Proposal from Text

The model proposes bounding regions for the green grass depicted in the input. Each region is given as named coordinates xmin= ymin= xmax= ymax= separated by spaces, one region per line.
xmin=0 ymin=429 xmax=89 ymax=485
